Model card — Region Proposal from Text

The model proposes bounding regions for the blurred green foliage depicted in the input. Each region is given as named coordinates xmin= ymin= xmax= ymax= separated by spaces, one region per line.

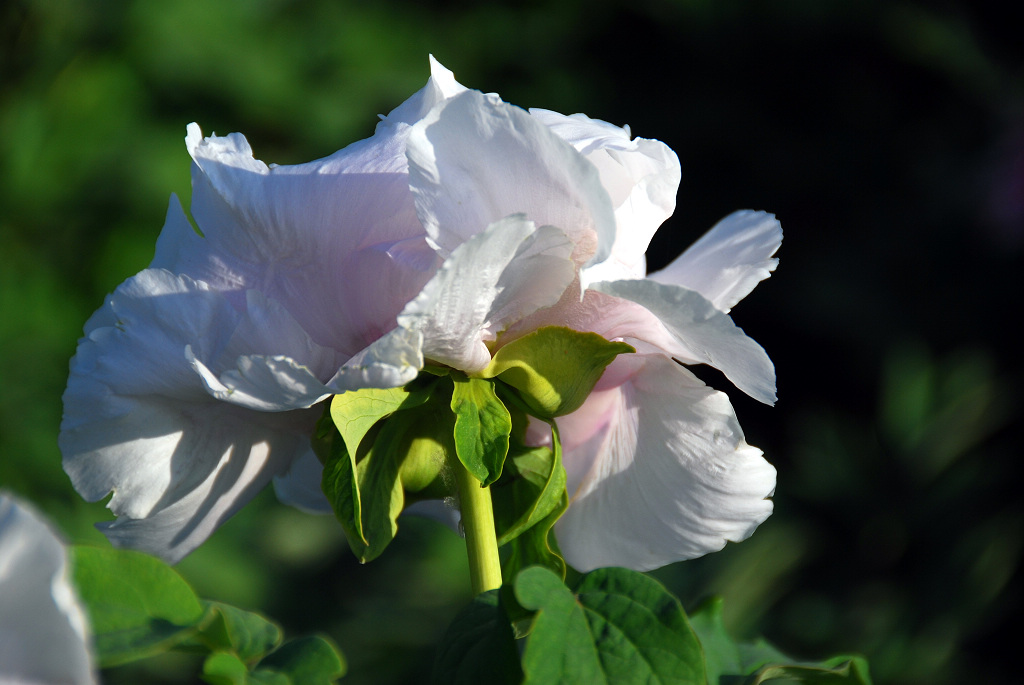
xmin=2 ymin=1 xmax=1021 ymax=683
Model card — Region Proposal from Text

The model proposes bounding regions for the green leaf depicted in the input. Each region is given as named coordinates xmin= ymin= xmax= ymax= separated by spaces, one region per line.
xmin=432 ymin=590 xmax=523 ymax=685
xmin=330 ymin=379 xmax=436 ymax=456
xmin=689 ymin=597 xmax=873 ymax=685
xmin=451 ymin=374 xmax=512 ymax=485
xmin=257 ymin=636 xmax=347 ymax=685
xmin=478 ymin=326 xmax=633 ymax=417
xmin=323 ymin=390 xmax=456 ymax=562
xmin=493 ymin=445 xmax=564 ymax=544
xmin=495 ymin=420 xmax=568 ymax=584
xmin=516 ymin=566 xmax=705 ymax=685
xmin=195 ymin=601 xmax=283 ymax=664
xmin=202 ymin=651 xmax=250 ymax=685
xmin=70 ymin=546 xmax=206 ymax=667
xmin=320 ymin=414 xmax=366 ymax=550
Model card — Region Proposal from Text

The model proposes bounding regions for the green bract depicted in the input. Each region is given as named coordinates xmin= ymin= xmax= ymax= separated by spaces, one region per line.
xmin=478 ymin=327 xmax=635 ymax=418
xmin=316 ymin=326 xmax=633 ymax=565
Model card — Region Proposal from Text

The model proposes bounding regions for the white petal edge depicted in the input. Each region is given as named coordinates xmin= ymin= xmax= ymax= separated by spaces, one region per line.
xmin=190 ymin=326 xmax=424 ymax=412
xmin=396 ymin=214 xmax=575 ymax=372
xmin=532 ymin=108 xmax=682 ymax=283
xmin=0 ymin=493 xmax=96 ymax=685
xmin=591 ymin=278 xmax=777 ymax=405
xmin=553 ymin=354 xmax=776 ymax=572
xmin=649 ymin=210 xmax=782 ymax=313
xmin=407 ymin=88 xmax=616 ymax=268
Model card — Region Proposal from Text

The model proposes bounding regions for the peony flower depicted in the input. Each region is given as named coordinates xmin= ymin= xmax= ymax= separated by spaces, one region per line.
xmin=60 ymin=57 xmax=779 ymax=571
xmin=0 ymin=492 xmax=97 ymax=685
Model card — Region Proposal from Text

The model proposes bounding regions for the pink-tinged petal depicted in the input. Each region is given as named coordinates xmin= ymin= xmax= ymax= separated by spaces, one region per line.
xmin=531 ymin=109 xmax=681 ymax=281
xmin=159 ymin=57 xmax=464 ymax=357
xmin=554 ymin=354 xmax=776 ymax=572
xmin=407 ymin=89 xmax=616 ymax=267
xmin=591 ymin=279 xmax=777 ymax=405
xmin=649 ymin=211 xmax=782 ymax=313
xmin=180 ymin=122 xmax=436 ymax=356
xmin=0 ymin=494 xmax=96 ymax=685
xmin=397 ymin=215 xmax=575 ymax=372
xmin=60 ymin=270 xmax=326 ymax=562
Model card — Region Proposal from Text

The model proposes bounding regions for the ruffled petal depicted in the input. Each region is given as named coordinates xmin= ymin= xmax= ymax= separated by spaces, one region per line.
xmin=156 ymin=58 xmax=463 ymax=356
xmin=397 ymin=215 xmax=575 ymax=372
xmin=591 ymin=279 xmax=777 ymax=405
xmin=0 ymin=494 xmax=96 ymax=685
xmin=194 ymin=326 xmax=424 ymax=412
xmin=649 ymin=211 xmax=781 ymax=313
xmin=59 ymin=269 xmax=324 ymax=562
xmin=554 ymin=354 xmax=776 ymax=572
xmin=531 ymin=109 xmax=681 ymax=282
xmin=407 ymin=89 xmax=616 ymax=268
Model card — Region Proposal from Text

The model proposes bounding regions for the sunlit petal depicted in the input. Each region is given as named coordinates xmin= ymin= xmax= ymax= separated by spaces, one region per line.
xmin=649 ymin=210 xmax=781 ymax=312
xmin=555 ymin=354 xmax=775 ymax=571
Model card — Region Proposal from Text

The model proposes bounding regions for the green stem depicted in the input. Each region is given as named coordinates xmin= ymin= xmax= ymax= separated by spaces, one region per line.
xmin=455 ymin=462 xmax=502 ymax=595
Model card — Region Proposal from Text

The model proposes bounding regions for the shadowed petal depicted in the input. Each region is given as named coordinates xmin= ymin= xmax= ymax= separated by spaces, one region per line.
xmin=554 ymin=354 xmax=776 ymax=572
xmin=193 ymin=326 xmax=424 ymax=412
xmin=60 ymin=270 xmax=327 ymax=562
xmin=0 ymin=494 xmax=96 ymax=685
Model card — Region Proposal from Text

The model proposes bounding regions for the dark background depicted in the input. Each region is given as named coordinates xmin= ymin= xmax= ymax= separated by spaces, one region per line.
xmin=2 ymin=1 xmax=1021 ymax=683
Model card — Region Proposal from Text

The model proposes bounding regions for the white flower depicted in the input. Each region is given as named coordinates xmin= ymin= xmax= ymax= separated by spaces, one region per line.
xmin=60 ymin=58 xmax=778 ymax=571
xmin=0 ymin=493 xmax=97 ymax=685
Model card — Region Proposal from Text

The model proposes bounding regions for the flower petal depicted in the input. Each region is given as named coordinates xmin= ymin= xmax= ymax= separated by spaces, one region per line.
xmin=0 ymin=494 xmax=96 ymax=685
xmin=531 ymin=109 xmax=681 ymax=282
xmin=407 ymin=89 xmax=616 ymax=267
xmin=195 ymin=326 xmax=424 ymax=412
xmin=60 ymin=269 xmax=322 ymax=562
xmin=272 ymin=449 xmax=332 ymax=514
xmin=157 ymin=59 xmax=463 ymax=357
xmin=649 ymin=210 xmax=781 ymax=313
xmin=591 ymin=279 xmax=777 ymax=405
xmin=397 ymin=215 xmax=575 ymax=372
xmin=554 ymin=354 xmax=776 ymax=572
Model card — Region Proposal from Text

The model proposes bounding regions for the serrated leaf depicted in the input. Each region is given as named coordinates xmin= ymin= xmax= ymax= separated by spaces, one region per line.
xmin=431 ymin=590 xmax=522 ymax=685
xmin=257 ymin=636 xmax=347 ymax=684
xmin=70 ymin=546 xmax=205 ymax=667
xmin=196 ymin=601 xmax=283 ymax=664
xmin=516 ymin=566 xmax=705 ymax=685
xmin=478 ymin=326 xmax=633 ymax=417
xmin=451 ymin=374 xmax=512 ymax=485
xmin=690 ymin=597 xmax=873 ymax=685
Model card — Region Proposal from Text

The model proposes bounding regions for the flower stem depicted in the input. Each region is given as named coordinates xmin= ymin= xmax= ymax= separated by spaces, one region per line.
xmin=455 ymin=463 xmax=502 ymax=595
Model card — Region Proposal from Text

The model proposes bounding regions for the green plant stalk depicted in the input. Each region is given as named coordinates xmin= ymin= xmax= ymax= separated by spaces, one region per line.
xmin=455 ymin=462 xmax=502 ymax=595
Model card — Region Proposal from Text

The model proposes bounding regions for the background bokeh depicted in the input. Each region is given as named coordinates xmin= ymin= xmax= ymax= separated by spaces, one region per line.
xmin=2 ymin=1 xmax=1021 ymax=683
